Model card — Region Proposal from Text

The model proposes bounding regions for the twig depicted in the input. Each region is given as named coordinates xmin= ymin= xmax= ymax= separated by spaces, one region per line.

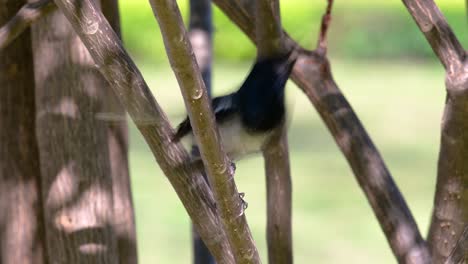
xmin=445 ymin=226 xmax=468 ymax=264
xmin=255 ymin=0 xmax=294 ymax=263
xmin=52 ymin=0 xmax=235 ymax=263
xmin=147 ymin=0 xmax=260 ymax=263
xmin=317 ymin=0 xmax=334 ymax=54
xmin=0 ymin=0 xmax=54 ymax=50
xmin=211 ymin=0 xmax=432 ymax=263
xmin=401 ymin=0 xmax=465 ymax=71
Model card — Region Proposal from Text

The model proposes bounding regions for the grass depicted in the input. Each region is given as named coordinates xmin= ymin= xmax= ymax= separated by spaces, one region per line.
xmin=119 ymin=0 xmax=467 ymax=62
xmin=127 ymin=59 xmax=445 ymax=263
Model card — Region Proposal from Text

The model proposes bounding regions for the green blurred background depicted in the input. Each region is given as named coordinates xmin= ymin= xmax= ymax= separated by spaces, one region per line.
xmin=119 ymin=0 xmax=467 ymax=263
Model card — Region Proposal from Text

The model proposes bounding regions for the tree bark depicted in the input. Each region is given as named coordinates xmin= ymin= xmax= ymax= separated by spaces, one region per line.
xmin=255 ymin=1 xmax=294 ymax=263
xmin=0 ymin=1 xmax=46 ymax=263
xmin=52 ymin=0 xmax=235 ymax=262
xmin=188 ymin=0 xmax=216 ymax=263
xmin=101 ymin=0 xmax=138 ymax=263
xmin=400 ymin=1 xmax=468 ymax=262
xmin=212 ymin=1 xmax=431 ymax=263
xmin=148 ymin=1 xmax=260 ymax=263
xmin=31 ymin=1 xmax=119 ymax=262
xmin=263 ymin=129 xmax=293 ymax=264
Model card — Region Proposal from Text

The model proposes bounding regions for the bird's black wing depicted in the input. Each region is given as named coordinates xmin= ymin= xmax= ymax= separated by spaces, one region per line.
xmin=172 ymin=93 xmax=238 ymax=142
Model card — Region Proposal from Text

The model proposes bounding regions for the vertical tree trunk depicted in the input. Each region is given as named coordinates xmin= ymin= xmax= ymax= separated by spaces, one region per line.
xmin=0 ymin=1 xmax=46 ymax=263
xmin=188 ymin=0 xmax=215 ymax=263
xmin=101 ymin=0 xmax=138 ymax=263
xmin=255 ymin=0 xmax=294 ymax=263
xmin=30 ymin=1 xmax=119 ymax=263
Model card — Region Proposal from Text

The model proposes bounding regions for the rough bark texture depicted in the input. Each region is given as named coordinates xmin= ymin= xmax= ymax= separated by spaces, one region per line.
xmin=0 ymin=1 xmax=46 ymax=263
xmin=101 ymin=0 xmax=138 ymax=262
xmin=31 ymin=1 xmax=119 ymax=262
xmin=188 ymin=0 xmax=216 ymax=264
xmin=53 ymin=0 xmax=235 ymax=262
xmin=148 ymin=1 xmax=260 ymax=263
xmin=212 ymin=1 xmax=431 ymax=263
xmin=0 ymin=0 xmax=54 ymax=50
xmin=255 ymin=1 xmax=294 ymax=263
xmin=401 ymin=1 xmax=468 ymax=262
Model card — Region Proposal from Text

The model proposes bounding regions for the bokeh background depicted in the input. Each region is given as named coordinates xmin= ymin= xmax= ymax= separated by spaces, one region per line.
xmin=119 ymin=0 xmax=467 ymax=263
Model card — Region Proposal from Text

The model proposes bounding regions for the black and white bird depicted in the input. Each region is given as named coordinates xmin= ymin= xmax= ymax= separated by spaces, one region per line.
xmin=172 ymin=51 xmax=297 ymax=161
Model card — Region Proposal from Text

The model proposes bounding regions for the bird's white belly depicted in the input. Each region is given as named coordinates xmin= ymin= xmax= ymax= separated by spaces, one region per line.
xmin=217 ymin=116 xmax=269 ymax=160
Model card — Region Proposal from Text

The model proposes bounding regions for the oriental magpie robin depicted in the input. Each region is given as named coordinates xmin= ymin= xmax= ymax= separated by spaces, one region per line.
xmin=173 ymin=51 xmax=297 ymax=161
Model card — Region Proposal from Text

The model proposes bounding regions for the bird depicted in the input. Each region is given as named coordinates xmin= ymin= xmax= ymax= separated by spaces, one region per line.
xmin=172 ymin=50 xmax=297 ymax=162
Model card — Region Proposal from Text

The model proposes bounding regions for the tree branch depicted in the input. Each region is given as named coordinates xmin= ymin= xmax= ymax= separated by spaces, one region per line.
xmin=255 ymin=0 xmax=282 ymax=58
xmin=147 ymin=1 xmax=260 ymax=263
xmin=255 ymin=0 xmax=293 ymax=263
xmin=0 ymin=0 xmax=53 ymax=50
xmin=212 ymin=1 xmax=431 ymax=263
xmin=52 ymin=0 xmax=235 ymax=263
xmin=399 ymin=1 xmax=468 ymax=262
xmin=264 ymin=128 xmax=293 ymax=264
xmin=188 ymin=0 xmax=216 ymax=263
xmin=401 ymin=0 xmax=465 ymax=71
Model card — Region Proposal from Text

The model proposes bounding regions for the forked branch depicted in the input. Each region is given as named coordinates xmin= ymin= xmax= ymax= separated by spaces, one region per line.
xmin=212 ymin=0 xmax=431 ymax=262
xmin=400 ymin=1 xmax=468 ymax=263
xmin=147 ymin=0 xmax=260 ymax=263
xmin=52 ymin=0 xmax=235 ymax=263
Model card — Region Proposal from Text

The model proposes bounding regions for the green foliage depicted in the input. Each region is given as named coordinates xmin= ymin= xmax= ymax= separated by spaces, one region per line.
xmin=119 ymin=0 xmax=467 ymax=63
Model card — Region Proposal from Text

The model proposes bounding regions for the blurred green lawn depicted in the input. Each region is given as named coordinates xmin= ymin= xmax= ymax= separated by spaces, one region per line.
xmin=128 ymin=59 xmax=445 ymax=263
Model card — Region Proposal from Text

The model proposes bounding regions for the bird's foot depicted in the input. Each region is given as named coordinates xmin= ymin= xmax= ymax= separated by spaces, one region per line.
xmin=239 ymin=192 xmax=248 ymax=210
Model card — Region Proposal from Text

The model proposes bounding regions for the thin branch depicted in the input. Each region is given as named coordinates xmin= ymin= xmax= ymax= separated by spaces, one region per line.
xmin=52 ymin=0 xmax=235 ymax=263
xmin=147 ymin=1 xmax=260 ymax=263
xmin=0 ymin=0 xmax=54 ymax=50
xmin=212 ymin=1 xmax=432 ymax=263
xmin=255 ymin=0 xmax=294 ymax=263
xmin=316 ymin=0 xmax=334 ymax=54
xmin=445 ymin=226 xmax=468 ymax=264
xmin=401 ymin=0 xmax=465 ymax=71
xmin=188 ymin=0 xmax=215 ymax=263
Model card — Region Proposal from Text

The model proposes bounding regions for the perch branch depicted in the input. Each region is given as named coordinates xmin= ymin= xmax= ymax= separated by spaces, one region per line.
xmin=52 ymin=0 xmax=235 ymax=263
xmin=188 ymin=0 xmax=216 ymax=263
xmin=147 ymin=0 xmax=260 ymax=263
xmin=401 ymin=0 xmax=465 ymax=71
xmin=212 ymin=0 xmax=432 ymax=262
xmin=0 ymin=0 xmax=54 ymax=50
xmin=255 ymin=0 xmax=293 ymax=263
